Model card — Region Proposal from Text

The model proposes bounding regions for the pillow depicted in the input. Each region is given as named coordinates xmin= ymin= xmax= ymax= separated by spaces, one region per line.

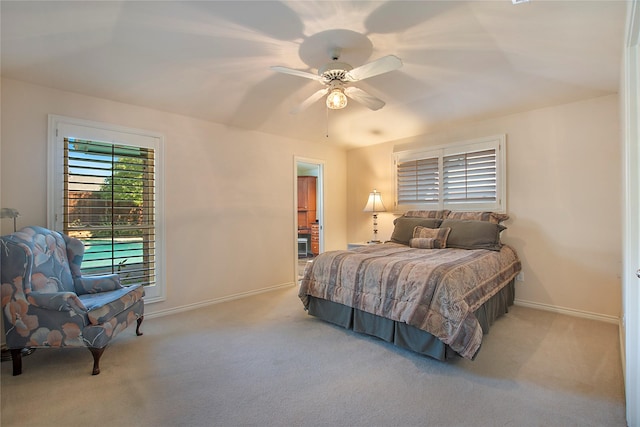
xmin=445 ymin=211 xmax=509 ymax=224
xmin=390 ymin=217 xmax=442 ymax=245
xmin=403 ymin=210 xmax=451 ymax=220
xmin=439 ymin=219 xmax=506 ymax=251
xmin=409 ymin=238 xmax=437 ymax=249
xmin=411 ymin=226 xmax=451 ymax=249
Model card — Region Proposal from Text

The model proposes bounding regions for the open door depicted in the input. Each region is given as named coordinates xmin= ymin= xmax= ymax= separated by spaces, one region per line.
xmin=294 ymin=158 xmax=324 ymax=281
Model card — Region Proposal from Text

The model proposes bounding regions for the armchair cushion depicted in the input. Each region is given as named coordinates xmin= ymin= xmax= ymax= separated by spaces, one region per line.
xmin=79 ymin=284 xmax=144 ymax=325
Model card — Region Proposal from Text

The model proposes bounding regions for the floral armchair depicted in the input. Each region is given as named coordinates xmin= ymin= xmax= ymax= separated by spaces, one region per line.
xmin=1 ymin=226 xmax=144 ymax=375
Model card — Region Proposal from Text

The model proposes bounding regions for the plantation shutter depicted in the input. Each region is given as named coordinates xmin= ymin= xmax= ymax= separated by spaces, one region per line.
xmin=63 ymin=137 xmax=156 ymax=287
xmin=443 ymin=149 xmax=497 ymax=203
xmin=396 ymin=157 xmax=439 ymax=204
xmin=394 ymin=135 xmax=505 ymax=211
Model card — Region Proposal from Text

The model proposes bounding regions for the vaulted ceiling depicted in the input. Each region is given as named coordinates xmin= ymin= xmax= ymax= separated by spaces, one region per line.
xmin=0 ymin=1 xmax=627 ymax=149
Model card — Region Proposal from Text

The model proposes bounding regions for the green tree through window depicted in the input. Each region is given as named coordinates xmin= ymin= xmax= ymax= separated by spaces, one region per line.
xmin=95 ymin=155 xmax=146 ymax=238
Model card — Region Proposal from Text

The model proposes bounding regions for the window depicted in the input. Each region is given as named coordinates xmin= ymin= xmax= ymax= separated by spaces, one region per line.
xmin=394 ymin=135 xmax=506 ymax=212
xmin=48 ymin=116 xmax=165 ymax=302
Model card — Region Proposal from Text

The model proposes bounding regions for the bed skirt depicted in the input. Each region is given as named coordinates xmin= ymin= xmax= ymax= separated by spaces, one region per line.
xmin=306 ymin=279 xmax=515 ymax=361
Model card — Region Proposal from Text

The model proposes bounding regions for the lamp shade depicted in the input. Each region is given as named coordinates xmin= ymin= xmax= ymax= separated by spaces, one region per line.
xmin=363 ymin=189 xmax=386 ymax=213
xmin=0 ymin=208 xmax=20 ymax=219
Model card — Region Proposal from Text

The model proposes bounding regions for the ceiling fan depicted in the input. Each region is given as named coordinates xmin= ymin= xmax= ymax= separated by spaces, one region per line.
xmin=271 ymin=50 xmax=402 ymax=114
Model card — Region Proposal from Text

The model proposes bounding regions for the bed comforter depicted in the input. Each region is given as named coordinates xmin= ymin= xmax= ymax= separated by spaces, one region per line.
xmin=299 ymin=242 xmax=521 ymax=359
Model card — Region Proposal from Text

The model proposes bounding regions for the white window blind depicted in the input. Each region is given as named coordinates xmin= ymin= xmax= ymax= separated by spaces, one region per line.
xmin=394 ymin=135 xmax=505 ymax=212
xmin=397 ymin=157 xmax=439 ymax=204
xmin=443 ymin=149 xmax=497 ymax=203
xmin=63 ymin=138 xmax=156 ymax=287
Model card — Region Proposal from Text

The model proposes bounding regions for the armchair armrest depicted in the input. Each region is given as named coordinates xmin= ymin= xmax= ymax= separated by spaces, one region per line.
xmin=26 ymin=291 xmax=87 ymax=313
xmin=74 ymin=274 xmax=122 ymax=295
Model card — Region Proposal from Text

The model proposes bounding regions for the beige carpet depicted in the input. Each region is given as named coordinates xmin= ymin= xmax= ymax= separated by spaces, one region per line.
xmin=1 ymin=285 xmax=626 ymax=427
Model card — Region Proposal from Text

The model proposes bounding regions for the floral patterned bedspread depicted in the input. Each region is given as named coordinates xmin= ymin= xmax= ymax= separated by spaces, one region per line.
xmin=299 ymin=242 xmax=522 ymax=359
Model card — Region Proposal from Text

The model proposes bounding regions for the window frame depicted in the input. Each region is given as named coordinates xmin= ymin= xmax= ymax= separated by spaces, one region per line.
xmin=394 ymin=135 xmax=506 ymax=213
xmin=48 ymin=115 xmax=166 ymax=303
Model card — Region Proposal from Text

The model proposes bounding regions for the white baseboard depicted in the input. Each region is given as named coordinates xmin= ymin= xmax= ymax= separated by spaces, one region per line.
xmin=144 ymin=281 xmax=296 ymax=320
xmin=514 ymin=298 xmax=620 ymax=324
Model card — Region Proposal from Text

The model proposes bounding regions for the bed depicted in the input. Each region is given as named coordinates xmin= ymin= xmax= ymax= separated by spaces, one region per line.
xmin=298 ymin=211 xmax=522 ymax=361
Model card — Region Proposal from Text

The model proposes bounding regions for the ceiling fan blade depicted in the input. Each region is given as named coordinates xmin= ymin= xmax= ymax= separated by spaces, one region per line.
xmin=291 ymin=88 xmax=328 ymax=114
xmin=344 ymin=87 xmax=386 ymax=111
xmin=344 ymin=55 xmax=403 ymax=82
xmin=271 ymin=66 xmax=322 ymax=81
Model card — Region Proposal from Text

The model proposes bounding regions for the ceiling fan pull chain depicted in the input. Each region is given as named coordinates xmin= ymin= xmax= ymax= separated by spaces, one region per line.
xmin=326 ymin=106 xmax=330 ymax=138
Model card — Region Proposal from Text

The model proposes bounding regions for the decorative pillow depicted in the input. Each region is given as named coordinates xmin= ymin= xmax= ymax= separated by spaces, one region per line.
xmin=403 ymin=210 xmax=451 ymax=220
xmin=412 ymin=226 xmax=451 ymax=249
xmin=445 ymin=211 xmax=509 ymax=224
xmin=409 ymin=238 xmax=437 ymax=249
xmin=439 ymin=219 xmax=506 ymax=251
xmin=390 ymin=217 xmax=442 ymax=245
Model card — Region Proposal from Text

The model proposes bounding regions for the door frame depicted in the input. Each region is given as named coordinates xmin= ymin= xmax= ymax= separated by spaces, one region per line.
xmin=294 ymin=157 xmax=324 ymax=280
xmin=623 ymin=1 xmax=639 ymax=425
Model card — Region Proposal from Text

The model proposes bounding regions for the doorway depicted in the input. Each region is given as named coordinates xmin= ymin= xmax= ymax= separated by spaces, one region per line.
xmin=295 ymin=158 xmax=324 ymax=281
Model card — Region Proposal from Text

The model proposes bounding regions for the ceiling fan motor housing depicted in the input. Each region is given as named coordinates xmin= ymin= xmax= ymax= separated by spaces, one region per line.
xmin=318 ymin=61 xmax=353 ymax=84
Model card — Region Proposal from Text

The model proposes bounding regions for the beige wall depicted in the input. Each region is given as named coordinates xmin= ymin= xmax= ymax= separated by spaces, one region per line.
xmin=347 ymin=94 xmax=622 ymax=319
xmin=0 ymin=77 xmax=622 ymax=319
xmin=0 ymin=78 xmax=348 ymax=316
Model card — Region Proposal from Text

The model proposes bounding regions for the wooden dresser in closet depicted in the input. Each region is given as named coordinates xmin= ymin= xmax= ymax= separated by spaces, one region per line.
xmin=310 ymin=223 xmax=319 ymax=256
xmin=298 ymin=176 xmax=318 ymax=255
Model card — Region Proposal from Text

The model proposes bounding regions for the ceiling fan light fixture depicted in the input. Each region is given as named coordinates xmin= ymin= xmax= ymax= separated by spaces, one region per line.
xmin=326 ymin=88 xmax=348 ymax=109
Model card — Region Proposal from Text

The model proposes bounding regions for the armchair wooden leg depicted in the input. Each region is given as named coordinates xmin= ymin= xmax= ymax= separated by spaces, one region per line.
xmin=10 ymin=349 xmax=22 ymax=376
xmin=136 ymin=316 xmax=144 ymax=336
xmin=88 ymin=347 xmax=105 ymax=375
